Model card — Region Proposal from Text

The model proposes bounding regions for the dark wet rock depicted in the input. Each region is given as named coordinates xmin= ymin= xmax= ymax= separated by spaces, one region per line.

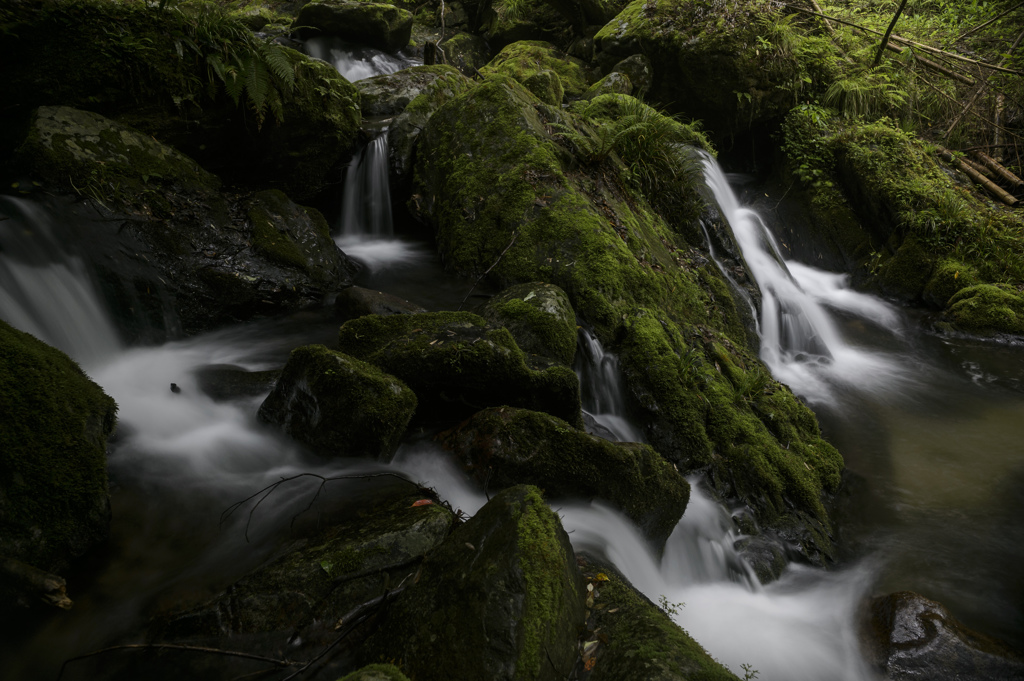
xmin=341 ymin=665 xmax=411 ymax=681
xmin=294 ymin=0 xmax=414 ymax=52
xmin=335 ymin=286 xmax=427 ymax=323
xmin=0 ymin=320 xmax=116 ymax=609
xmin=149 ymin=491 xmax=453 ymax=674
xmin=733 ymin=535 xmax=789 ymax=585
xmin=258 ymin=344 xmax=417 ymax=460
xmin=363 ymin=486 xmax=585 ymax=681
xmin=338 ymin=311 xmax=582 ymax=426
xmin=477 ymin=0 xmax=572 ymax=50
xmin=194 ymin=365 xmax=281 ymax=402
xmin=438 ymin=407 xmax=689 ymax=547
xmin=0 ymin=2 xmax=361 ymax=200
xmin=577 ymin=554 xmax=741 ymax=681
xmin=479 ymin=282 xmax=577 ymax=365
xmin=863 ymin=591 xmax=1024 ymax=681
xmin=582 ymin=71 xmax=632 ymax=100
xmin=14 ymin=107 xmax=358 ymax=337
xmin=608 ymin=53 xmax=651 ymax=96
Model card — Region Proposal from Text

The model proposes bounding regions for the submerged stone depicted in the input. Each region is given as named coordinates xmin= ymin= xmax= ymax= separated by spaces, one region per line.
xmin=258 ymin=344 xmax=417 ymax=460
xmin=338 ymin=311 xmax=583 ymax=426
xmin=194 ymin=364 xmax=281 ymax=403
xmin=363 ymin=485 xmax=585 ymax=681
xmin=335 ymin=285 xmax=427 ymax=323
xmin=439 ymin=406 xmax=689 ymax=547
xmin=0 ymin=320 xmax=116 ymax=608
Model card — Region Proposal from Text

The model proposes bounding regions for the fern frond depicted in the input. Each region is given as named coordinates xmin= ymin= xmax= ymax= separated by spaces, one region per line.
xmin=244 ymin=56 xmax=271 ymax=126
xmin=259 ymin=41 xmax=295 ymax=88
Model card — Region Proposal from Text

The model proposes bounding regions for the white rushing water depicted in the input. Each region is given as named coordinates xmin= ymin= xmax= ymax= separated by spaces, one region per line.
xmin=303 ymin=36 xmax=415 ymax=82
xmin=574 ymin=328 xmax=646 ymax=443
xmin=701 ymin=155 xmax=911 ymax=405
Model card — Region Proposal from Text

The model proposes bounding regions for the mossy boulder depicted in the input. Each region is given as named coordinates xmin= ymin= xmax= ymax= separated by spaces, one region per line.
xmin=438 ymin=407 xmax=689 ymax=546
xmin=357 ymin=64 xmax=464 ymax=117
xmin=385 ymin=65 xmax=474 ymax=184
xmin=294 ymin=0 xmax=414 ymax=52
xmin=582 ymin=71 xmax=633 ymax=100
xmin=338 ymin=311 xmax=583 ymax=426
xmin=411 ymin=76 xmax=840 ymax=564
xmin=781 ymin=108 xmax=1024 ymax=335
xmin=480 ymin=282 xmax=577 ymax=365
xmin=258 ymin=344 xmax=417 ymax=460
xmin=0 ymin=320 xmax=117 ymax=599
xmin=149 ymin=490 xmax=453 ymax=674
xmin=335 ymin=285 xmax=427 ymax=323
xmin=481 ymin=41 xmax=591 ymax=101
xmin=594 ymin=0 xmax=838 ymax=138
xmin=363 ymin=485 xmax=585 ymax=681
xmin=577 ymin=555 xmax=741 ymax=681
xmin=440 ymin=31 xmax=493 ymax=77
xmin=944 ymin=284 xmax=1024 ymax=336
xmin=0 ymin=1 xmax=361 ymax=199
xmin=862 ymin=591 xmax=1024 ymax=681
xmin=475 ymin=0 xmax=572 ymax=50
xmin=13 ymin=107 xmax=358 ymax=337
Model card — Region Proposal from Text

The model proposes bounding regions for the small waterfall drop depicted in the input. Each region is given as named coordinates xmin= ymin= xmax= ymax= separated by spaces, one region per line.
xmin=303 ymin=37 xmax=414 ymax=82
xmin=700 ymin=154 xmax=907 ymax=404
xmin=574 ymin=328 xmax=645 ymax=442
xmin=339 ymin=134 xmax=393 ymax=239
xmin=0 ymin=196 xmax=121 ymax=363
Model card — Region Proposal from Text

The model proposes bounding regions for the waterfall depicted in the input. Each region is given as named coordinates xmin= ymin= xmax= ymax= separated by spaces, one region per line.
xmin=0 ymin=196 xmax=121 ymax=364
xmin=303 ymin=36 xmax=414 ymax=82
xmin=700 ymin=154 xmax=908 ymax=404
xmin=339 ymin=134 xmax=394 ymax=239
xmin=574 ymin=328 xmax=645 ymax=442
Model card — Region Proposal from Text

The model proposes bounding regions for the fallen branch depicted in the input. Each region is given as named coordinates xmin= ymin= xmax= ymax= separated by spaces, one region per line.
xmin=944 ymin=26 xmax=1024 ymax=139
xmin=0 ymin=555 xmax=72 ymax=610
xmin=805 ymin=0 xmax=834 ymax=36
xmin=58 ymin=643 xmax=299 ymax=681
xmin=913 ymin=72 xmax=1024 ymax=143
xmin=937 ymin=146 xmax=1020 ymax=206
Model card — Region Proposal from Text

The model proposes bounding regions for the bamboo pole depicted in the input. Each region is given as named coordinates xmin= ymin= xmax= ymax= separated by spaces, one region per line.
xmin=874 ymin=0 xmax=909 ymax=66
xmin=937 ymin=146 xmax=1019 ymax=206
xmin=963 ymin=156 xmax=999 ymax=182
xmin=885 ymin=41 xmax=975 ymax=86
xmin=972 ymin=150 xmax=1024 ymax=188
xmin=806 ymin=0 xmax=835 ymax=36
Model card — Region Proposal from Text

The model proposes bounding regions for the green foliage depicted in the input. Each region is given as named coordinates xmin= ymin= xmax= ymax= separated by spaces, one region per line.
xmin=169 ymin=1 xmax=296 ymax=127
xmin=824 ymin=68 xmax=908 ymax=119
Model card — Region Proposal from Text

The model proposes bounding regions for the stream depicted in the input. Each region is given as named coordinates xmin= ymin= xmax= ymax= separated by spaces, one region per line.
xmin=2 ymin=47 xmax=1023 ymax=681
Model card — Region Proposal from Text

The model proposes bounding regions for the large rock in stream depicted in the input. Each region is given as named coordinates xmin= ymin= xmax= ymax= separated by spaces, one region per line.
xmin=294 ymin=0 xmax=414 ymax=52
xmin=13 ymin=106 xmax=358 ymax=337
xmin=338 ymin=311 xmax=583 ymax=426
xmin=362 ymin=485 xmax=586 ymax=681
xmin=438 ymin=406 xmax=689 ymax=547
xmin=258 ymin=344 xmax=417 ymax=460
xmin=0 ymin=320 xmax=117 ymax=610
xmin=410 ymin=74 xmax=844 ymax=566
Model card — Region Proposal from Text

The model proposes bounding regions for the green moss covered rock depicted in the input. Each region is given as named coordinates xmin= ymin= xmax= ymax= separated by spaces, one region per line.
xmin=440 ymin=31 xmax=493 ymax=77
xmin=476 ymin=0 xmax=572 ymax=50
xmin=294 ymin=0 xmax=414 ymax=52
xmin=595 ymin=0 xmax=838 ymax=138
xmin=340 ymin=665 xmax=411 ymax=681
xmin=439 ymin=406 xmax=689 ymax=546
xmin=258 ymin=344 xmax=417 ymax=460
xmin=0 ymin=1 xmax=361 ymax=199
xmin=0 ymin=321 xmax=116 ymax=583
xmin=150 ymin=490 xmax=453 ymax=671
xmin=582 ymin=71 xmax=633 ymax=100
xmin=945 ymin=284 xmax=1024 ymax=336
xmin=480 ymin=282 xmax=577 ymax=365
xmin=578 ymin=556 xmax=741 ymax=681
xmin=363 ymin=485 xmax=585 ymax=681
xmin=338 ymin=312 xmax=583 ymax=426
xmin=480 ymin=40 xmax=590 ymax=101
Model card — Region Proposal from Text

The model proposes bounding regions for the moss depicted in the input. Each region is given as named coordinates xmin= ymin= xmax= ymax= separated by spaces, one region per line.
xmin=480 ymin=40 xmax=590 ymax=99
xmin=338 ymin=311 xmax=583 ymax=426
xmin=0 ymin=320 xmax=117 ymax=573
xmin=439 ymin=406 xmax=689 ymax=545
xmin=480 ymin=282 xmax=577 ymax=364
xmin=945 ymin=284 xmax=1024 ymax=336
xmin=340 ymin=664 xmax=412 ymax=681
xmin=923 ymin=259 xmax=981 ymax=309
xmin=579 ymin=557 xmax=741 ymax=681
xmin=258 ymin=344 xmax=418 ymax=460
xmin=248 ymin=189 xmax=332 ymax=276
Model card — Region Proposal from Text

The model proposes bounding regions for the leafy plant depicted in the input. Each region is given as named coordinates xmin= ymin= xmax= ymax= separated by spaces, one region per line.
xmin=825 ymin=68 xmax=908 ymax=119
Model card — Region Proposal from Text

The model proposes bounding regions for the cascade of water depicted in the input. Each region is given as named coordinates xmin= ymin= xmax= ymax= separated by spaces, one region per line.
xmin=574 ymin=328 xmax=645 ymax=442
xmin=0 ymin=196 xmax=121 ymax=363
xmin=303 ymin=36 xmax=414 ymax=82
xmin=700 ymin=154 xmax=908 ymax=404
xmin=339 ymin=134 xmax=394 ymax=239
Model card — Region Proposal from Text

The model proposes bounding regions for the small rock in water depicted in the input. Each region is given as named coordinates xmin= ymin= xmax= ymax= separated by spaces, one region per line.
xmin=169 ymin=383 xmax=181 ymax=394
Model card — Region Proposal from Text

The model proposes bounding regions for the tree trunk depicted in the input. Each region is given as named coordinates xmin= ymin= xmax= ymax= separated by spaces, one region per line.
xmin=874 ymin=0 xmax=910 ymax=66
